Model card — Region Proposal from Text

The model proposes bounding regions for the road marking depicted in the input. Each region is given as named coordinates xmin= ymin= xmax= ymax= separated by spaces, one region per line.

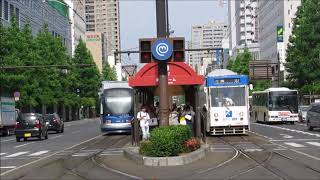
xmin=280 ymin=134 xmax=293 ymax=138
xmin=71 ymin=130 xmax=80 ymax=134
xmin=243 ymin=148 xmax=263 ymax=152
xmin=14 ymin=142 xmax=35 ymax=148
xmin=0 ymin=166 xmax=16 ymax=169
xmin=252 ymin=123 xmax=320 ymax=138
xmin=5 ymin=152 xmax=29 ymax=158
xmin=306 ymin=142 xmax=320 ymax=147
xmin=0 ymin=134 xmax=102 ymax=176
xmin=273 ymin=148 xmax=288 ymax=151
xmin=270 ymin=139 xmax=320 ymax=142
xmin=28 ymin=151 xmax=49 ymax=156
xmin=51 ymin=135 xmax=63 ymax=139
xmin=0 ymin=138 xmax=15 ymax=142
xmin=0 ymin=153 xmax=7 ymax=156
xmin=284 ymin=142 xmax=306 ymax=148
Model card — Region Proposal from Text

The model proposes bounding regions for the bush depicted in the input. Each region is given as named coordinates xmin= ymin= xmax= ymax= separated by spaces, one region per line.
xmin=139 ymin=125 xmax=191 ymax=157
xmin=183 ymin=138 xmax=201 ymax=153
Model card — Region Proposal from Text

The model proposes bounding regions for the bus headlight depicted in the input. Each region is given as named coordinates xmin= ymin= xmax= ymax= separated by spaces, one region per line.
xmin=214 ymin=113 xmax=219 ymax=117
xmin=239 ymin=112 xmax=244 ymax=117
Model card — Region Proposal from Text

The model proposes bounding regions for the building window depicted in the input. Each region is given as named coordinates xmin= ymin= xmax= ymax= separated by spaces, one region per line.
xmin=4 ymin=0 xmax=8 ymax=21
xmin=288 ymin=10 xmax=290 ymax=15
xmin=15 ymin=7 xmax=19 ymax=26
xmin=0 ymin=0 xmax=2 ymax=19
xmin=9 ymin=3 xmax=13 ymax=21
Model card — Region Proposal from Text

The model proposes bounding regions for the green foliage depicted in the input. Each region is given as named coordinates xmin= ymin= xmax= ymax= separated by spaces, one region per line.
xmin=102 ymin=62 xmax=117 ymax=81
xmin=285 ymin=0 xmax=320 ymax=94
xmin=250 ymin=80 xmax=272 ymax=95
xmin=227 ymin=48 xmax=252 ymax=75
xmin=139 ymin=125 xmax=191 ymax=157
xmin=1 ymin=20 xmax=102 ymax=114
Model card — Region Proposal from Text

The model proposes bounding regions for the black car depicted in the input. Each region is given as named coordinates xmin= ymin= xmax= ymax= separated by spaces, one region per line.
xmin=45 ymin=113 xmax=64 ymax=133
xmin=15 ymin=113 xmax=49 ymax=142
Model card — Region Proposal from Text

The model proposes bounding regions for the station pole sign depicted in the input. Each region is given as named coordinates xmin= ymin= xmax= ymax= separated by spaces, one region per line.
xmin=151 ymin=39 xmax=173 ymax=61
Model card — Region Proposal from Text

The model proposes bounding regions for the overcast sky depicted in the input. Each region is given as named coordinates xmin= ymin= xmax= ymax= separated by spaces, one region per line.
xmin=119 ymin=0 xmax=228 ymax=64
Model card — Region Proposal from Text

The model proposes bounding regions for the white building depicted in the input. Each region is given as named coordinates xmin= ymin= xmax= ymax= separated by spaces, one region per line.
xmin=189 ymin=20 xmax=228 ymax=75
xmin=65 ymin=0 xmax=86 ymax=56
xmin=228 ymin=0 xmax=259 ymax=60
xmin=258 ymin=0 xmax=301 ymax=85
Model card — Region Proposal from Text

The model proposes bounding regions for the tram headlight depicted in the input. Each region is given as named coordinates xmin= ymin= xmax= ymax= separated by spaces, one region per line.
xmin=214 ymin=113 xmax=219 ymax=117
xmin=239 ymin=112 xmax=244 ymax=117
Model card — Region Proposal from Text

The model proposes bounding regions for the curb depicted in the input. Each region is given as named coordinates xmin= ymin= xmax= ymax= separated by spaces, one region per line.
xmin=123 ymin=145 xmax=209 ymax=166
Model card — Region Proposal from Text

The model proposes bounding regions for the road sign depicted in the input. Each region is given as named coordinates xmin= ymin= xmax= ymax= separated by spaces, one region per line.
xmin=151 ymin=39 xmax=173 ymax=61
xmin=13 ymin=91 xmax=20 ymax=98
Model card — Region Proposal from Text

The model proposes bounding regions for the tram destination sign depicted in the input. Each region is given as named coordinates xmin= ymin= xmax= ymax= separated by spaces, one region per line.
xmin=214 ymin=78 xmax=240 ymax=84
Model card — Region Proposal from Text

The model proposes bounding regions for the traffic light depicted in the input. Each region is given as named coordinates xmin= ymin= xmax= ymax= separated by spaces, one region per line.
xmin=139 ymin=39 xmax=152 ymax=63
xmin=172 ymin=38 xmax=185 ymax=62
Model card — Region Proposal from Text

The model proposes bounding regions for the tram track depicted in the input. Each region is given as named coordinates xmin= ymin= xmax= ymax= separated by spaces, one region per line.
xmin=57 ymin=135 xmax=140 ymax=180
xmin=211 ymin=135 xmax=320 ymax=180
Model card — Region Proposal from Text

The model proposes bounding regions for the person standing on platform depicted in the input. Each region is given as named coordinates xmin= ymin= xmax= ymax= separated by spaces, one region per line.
xmin=137 ymin=106 xmax=150 ymax=140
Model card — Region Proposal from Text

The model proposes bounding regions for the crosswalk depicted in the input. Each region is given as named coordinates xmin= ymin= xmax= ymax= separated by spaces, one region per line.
xmin=0 ymin=150 xmax=50 ymax=159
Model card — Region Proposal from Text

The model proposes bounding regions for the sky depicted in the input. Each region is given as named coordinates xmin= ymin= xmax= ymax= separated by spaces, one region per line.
xmin=119 ymin=0 xmax=228 ymax=64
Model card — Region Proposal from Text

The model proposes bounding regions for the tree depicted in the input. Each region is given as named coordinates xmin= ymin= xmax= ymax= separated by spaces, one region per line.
xmin=285 ymin=0 xmax=320 ymax=94
xmin=226 ymin=48 xmax=252 ymax=75
xmin=102 ymin=62 xmax=117 ymax=81
xmin=72 ymin=39 xmax=100 ymax=109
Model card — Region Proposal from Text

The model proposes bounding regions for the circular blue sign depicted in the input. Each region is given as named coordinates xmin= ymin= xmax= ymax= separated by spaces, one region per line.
xmin=151 ymin=39 xmax=173 ymax=61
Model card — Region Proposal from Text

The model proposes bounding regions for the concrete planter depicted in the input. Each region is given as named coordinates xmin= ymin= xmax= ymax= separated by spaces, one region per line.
xmin=123 ymin=145 xmax=209 ymax=166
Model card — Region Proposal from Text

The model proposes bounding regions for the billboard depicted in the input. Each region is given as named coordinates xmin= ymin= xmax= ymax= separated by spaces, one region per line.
xmin=277 ymin=26 xmax=284 ymax=42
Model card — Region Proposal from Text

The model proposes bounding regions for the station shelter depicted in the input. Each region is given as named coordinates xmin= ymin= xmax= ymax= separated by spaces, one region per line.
xmin=129 ymin=62 xmax=204 ymax=128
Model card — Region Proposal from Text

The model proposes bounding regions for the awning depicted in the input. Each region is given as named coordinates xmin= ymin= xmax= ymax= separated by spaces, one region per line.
xmin=129 ymin=62 xmax=204 ymax=87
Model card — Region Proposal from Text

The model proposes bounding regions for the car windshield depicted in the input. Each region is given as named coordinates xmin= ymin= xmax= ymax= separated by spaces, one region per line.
xmin=45 ymin=115 xmax=55 ymax=121
xmin=17 ymin=114 xmax=38 ymax=124
xmin=269 ymin=91 xmax=298 ymax=113
xmin=210 ymin=87 xmax=246 ymax=107
xmin=299 ymin=106 xmax=309 ymax=111
xmin=103 ymin=88 xmax=133 ymax=115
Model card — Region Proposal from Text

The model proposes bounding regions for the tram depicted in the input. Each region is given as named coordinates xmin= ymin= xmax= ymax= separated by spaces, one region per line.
xmin=202 ymin=69 xmax=250 ymax=135
xmin=99 ymin=81 xmax=134 ymax=134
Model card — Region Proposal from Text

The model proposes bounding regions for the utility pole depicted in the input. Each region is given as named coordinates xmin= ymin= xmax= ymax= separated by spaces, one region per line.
xmin=156 ymin=0 xmax=169 ymax=126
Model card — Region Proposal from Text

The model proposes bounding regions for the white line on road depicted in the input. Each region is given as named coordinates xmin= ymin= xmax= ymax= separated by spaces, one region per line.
xmin=252 ymin=123 xmax=320 ymax=138
xmin=306 ymin=142 xmax=320 ymax=147
xmin=0 ymin=166 xmax=16 ymax=169
xmin=270 ymin=139 xmax=320 ymax=142
xmin=0 ymin=153 xmax=7 ymax=156
xmin=0 ymin=138 xmax=15 ymax=143
xmin=0 ymin=134 xmax=102 ymax=176
xmin=14 ymin=142 xmax=35 ymax=148
xmin=28 ymin=151 xmax=49 ymax=156
xmin=51 ymin=135 xmax=63 ymax=139
xmin=284 ymin=142 xmax=306 ymax=148
xmin=5 ymin=152 xmax=29 ymax=158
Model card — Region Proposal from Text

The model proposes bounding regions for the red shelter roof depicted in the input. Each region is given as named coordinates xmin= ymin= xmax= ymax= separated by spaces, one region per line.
xmin=129 ymin=62 xmax=204 ymax=87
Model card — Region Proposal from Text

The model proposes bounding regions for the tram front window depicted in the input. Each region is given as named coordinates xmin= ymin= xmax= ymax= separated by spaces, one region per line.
xmin=269 ymin=92 xmax=298 ymax=113
xmin=104 ymin=89 xmax=133 ymax=115
xmin=211 ymin=87 xmax=246 ymax=107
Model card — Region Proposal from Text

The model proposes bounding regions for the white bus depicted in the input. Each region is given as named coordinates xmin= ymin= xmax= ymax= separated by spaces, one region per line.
xmin=203 ymin=69 xmax=250 ymax=135
xmin=252 ymin=87 xmax=299 ymax=124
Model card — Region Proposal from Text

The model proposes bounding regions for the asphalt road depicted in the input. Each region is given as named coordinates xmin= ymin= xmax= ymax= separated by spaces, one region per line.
xmin=1 ymin=117 xmax=319 ymax=179
xmin=0 ymin=118 xmax=111 ymax=174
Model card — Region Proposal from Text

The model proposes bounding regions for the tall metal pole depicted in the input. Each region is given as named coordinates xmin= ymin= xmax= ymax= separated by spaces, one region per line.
xmin=156 ymin=0 xmax=169 ymax=126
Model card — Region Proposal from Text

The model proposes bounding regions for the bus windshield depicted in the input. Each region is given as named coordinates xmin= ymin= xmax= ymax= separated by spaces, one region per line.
xmin=103 ymin=88 xmax=133 ymax=115
xmin=269 ymin=91 xmax=298 ymax=113
xmin=211 ymin=87 xmax=246 ymax=107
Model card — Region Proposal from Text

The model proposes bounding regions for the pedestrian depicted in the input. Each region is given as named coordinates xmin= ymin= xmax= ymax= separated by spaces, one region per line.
xmin=169 ymin=106 xmax=179 ymax=125
xmin=137 ymin=106 xmax=150 ymax=140
xmin=182 ymin=105 xmax=195 ymax=133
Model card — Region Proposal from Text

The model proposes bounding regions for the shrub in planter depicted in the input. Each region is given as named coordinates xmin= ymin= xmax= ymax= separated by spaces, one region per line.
xmin=183 ymin=138 xmax=201 ymax=153
xmin=140 ymin=125 xmax=191 ymax=157
xmin=139 ymin=140 xmax=153 ymax=156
